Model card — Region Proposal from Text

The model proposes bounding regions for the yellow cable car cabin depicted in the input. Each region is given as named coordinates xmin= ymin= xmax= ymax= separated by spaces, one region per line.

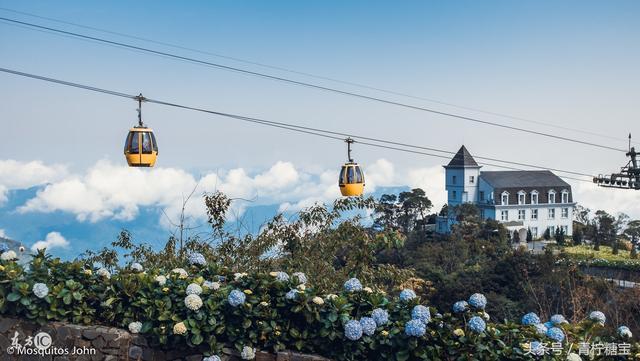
xmin=338 ymin=138 xmax=365 ymax=196
xmin=124 ymin=126 xmax=158 ymax=167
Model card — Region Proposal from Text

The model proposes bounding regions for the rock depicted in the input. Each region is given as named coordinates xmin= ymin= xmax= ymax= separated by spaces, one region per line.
xmin=92 ymin=335 xmax=106 ymax=349
xmin=82 ymin=329 xmax=100 ymax=340
xmin=129 ymin=345 xmax=144 ymax=359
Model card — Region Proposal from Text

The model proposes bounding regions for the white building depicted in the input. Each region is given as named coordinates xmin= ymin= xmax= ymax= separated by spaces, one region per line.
xmin=436 ymin=146 xmax=575 ymax=240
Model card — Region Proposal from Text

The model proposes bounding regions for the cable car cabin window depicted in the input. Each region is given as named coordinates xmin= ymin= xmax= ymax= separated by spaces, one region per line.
xmin=347 ymin=166 xmax=355 ymax=184
xmin=355 ymin=166 xmax=364 ymax=183
xmin=151 ymin=132 xmax=158 ymax=152
xmin=130 ymin=133 xmax=140 ymax=154
xmin=124 ymin=132 xmax=134 ymax=152
xmin=339 ymin=166 xmax=346 ymax=184
xmin=141 ymin=132 xmax=153 ymax=154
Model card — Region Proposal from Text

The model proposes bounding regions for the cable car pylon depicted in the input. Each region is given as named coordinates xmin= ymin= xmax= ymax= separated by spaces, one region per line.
xmin=593 ymin=133 xmax=639 ymax=190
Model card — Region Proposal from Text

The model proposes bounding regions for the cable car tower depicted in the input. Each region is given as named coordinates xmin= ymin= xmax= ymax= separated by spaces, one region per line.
xmin=593 ymin=134 xmax=639 ymax=190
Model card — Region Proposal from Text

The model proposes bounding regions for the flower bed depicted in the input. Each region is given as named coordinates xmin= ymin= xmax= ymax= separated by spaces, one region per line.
xmin=0 ymin=251 xmax=638 ymax=360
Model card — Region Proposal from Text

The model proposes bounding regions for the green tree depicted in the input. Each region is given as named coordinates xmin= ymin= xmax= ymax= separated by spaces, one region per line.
xmin=594 ymin=210 xmax=616 ymax=247
xmin=513 ymin=230 xmax=520 ymax=243
xmin=543 ymin=228 xmax=551 ymax=241
xmin=555 ymin=227 xmax=565 ymax=246
xmin=526 ymin=228 xmax=533 ymax=243
xmin=572 ymin=226 xmax=583 ymax=245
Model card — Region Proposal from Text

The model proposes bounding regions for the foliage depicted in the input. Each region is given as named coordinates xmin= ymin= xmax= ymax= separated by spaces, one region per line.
xmin=1 ymin=252 xmax=638 ymax=360
xmin=561 ymin=245 xmax=640 ymax=265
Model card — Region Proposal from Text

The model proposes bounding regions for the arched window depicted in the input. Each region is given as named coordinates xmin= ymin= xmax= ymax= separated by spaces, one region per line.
xmin=531 ymin=190 xmax=539 ymax=204
xmin=517 ymin=190 xmax=526 ymax=205
xmin=501 ymin=191 xmax=510 ymax=205
xmin=548 ymin=190 xmax=556 ymax=203
xmin=561 ymin=190 xmax=569 ymax=203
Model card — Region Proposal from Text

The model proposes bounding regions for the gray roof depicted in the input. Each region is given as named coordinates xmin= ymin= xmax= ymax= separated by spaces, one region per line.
xmin=447 ymin=146 xmax=479 ymax=167
xmin=480 ymin=170 xmax=570 ymax=188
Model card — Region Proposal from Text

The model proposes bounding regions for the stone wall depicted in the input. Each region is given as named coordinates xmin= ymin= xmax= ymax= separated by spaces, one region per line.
xmin=0 ymin=317 xmax=330 ymax=361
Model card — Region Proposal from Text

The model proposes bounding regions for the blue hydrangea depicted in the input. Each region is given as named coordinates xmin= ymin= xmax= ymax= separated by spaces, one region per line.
xmin=411 ymin=305 xmax=431 ymax=325
xmin=546 ymin=327 xmax=565 ymax=342
xmin=589 ymin=311 xmax=606 ymax=325
xmin=468 ymin=316 xmax=486 ymax=333
xmin=399 ymin=289 xmax=417 ymax=302
xmin=529 ymin=341 xmax=545 ymax=356
xmin=618 ymin=326 xmax=632 ymax=338
xmin=344 ymin=278 xmax=363 ymax=292
xmin=275 ymin=271 xmax=290 ymax=282
xmin=452 ymin=300 xmax=468 ymax=313
xmin=0 ymin=243 xmax=9 ymax=253
xmin=285 ymin=289 xmax=298 ymax=300
xmin=550 ymin=314 xmax=567 ymax=325
xmin=292 ymin=272 xmax=307 ymax=284
xmin=533 ymin=323 xmax=548 ymax=336
xmin=371 ymin=308 xmax=389 ymax=326
xmin=344 ymin=320 xmax=363 ymax=341
xmin=404 ymin=319 xmax=426 ymax=337
xmin=217 ymin=275 xmax=227 ymax=282
xmin=360 ymin=317 xmax=376 ymax=336
xmin=228 ymin=289 xmax=246 ymax=307
xmin=521 ymin=312 xmax=541 ymax=326
xmin=468 ymin=293 xmax=487 ymax=309
xmin=543 ymin=321 xmax=554 ymax=329
xmin=188 ymin=252 xmax=207 ymax=266
xmin=203 ymin=356 xmax=222 ymax=361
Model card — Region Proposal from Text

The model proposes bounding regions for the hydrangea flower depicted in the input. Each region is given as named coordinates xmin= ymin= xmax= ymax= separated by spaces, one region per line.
xmin=363 ymin=287 xmax=373 ymax=293
xmin=240 ymin=346 xmax=255 ymax=360
xmin=589 ymin=311 xmax=606 ymax=325
xmin=453 ymin=328 xmax=465 ymax=337
xmin=452 ymin=300 xmax=468 ymax=313
xmin=203 ymin=281 xmax=220 ymax=290
xmin=188 ymin=252 xmax=206 ymax=266
xmin=185 ymin=294 xmax=203 ymax=311
xmin=521 ymin=312 xmax=541 ymax=326
xmin=130 ymin=262 xmax=143 ymax=272
xmin=0 ymin=243 xmax=9 ymax=253
xmin=343 ymin=278 xmax=363 ymax=292
xmin=371 ymin=308 xmax=389 ymax=326
xmin=566 ymin=353 xmax=582 ymax=361
xmin=292 ymin=272 xmax=307 ymax=284
xmin=543 ymin=321 xmax=554 ymax=329
xmin=399 ymin=289 xmax=417 ymax=302
xmin=618 ymin=326 xmax=632 ymax=338
xmin=234 ymin=272 xmax=247 ymax=281
xmin=468 ymin=293 xmax=487 ymax=309
xmin=550 ymin=314 xmax=567 ymax=325
xmin=171 ymin=268 xmax=188 ymax=279
xmin=217 ymin=275 xmax=227 ymax=282
xmin=271 ymin=271 xmax=289 ymax=282
xmin=533 ymin=323 xmax=548 ymax=336
xmin=528 ymin=341 xmax=545 ymax=356
xmin=360 ymin=317 xmax=376 ymax=336
xmin=32 ymin=283 xmax=49 ymax=298
xmin=312 ymin=296 xmax=324 ymax=305
xmin=468 ymin=316 xmax=486 ymax=333
xmin=411 ymin=305 xmax=431 ymax=325
xmin=228 ymin=289 xmax=246 ymax=307
xmin=97 ymin=268 xmax=111 ymax=279
xmin=1 ymin=250 xmax=18 ymax=261
xmin=155 ymin=275 xmax=167 ymax=286
xmin=128 ymin=321 xmax=142 ymax=334
xmin=173 ymin=322 xmax=187 ymax=335
xmin=404 ymin=319 xmax=426 ymax=337
xmin=546 ymin=327 xmax=565 ymax=342
xmin=186 ymin=283 xmax=203 ymax=296
xmin=344 ymin=320 xmax=363 ymax=341
xmin=203 ymin=356 xmax=222 ymax=361
xmin=285 ymin=289 xmax=298 ymax=300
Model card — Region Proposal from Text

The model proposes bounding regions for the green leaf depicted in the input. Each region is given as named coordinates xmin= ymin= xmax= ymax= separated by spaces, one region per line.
xmin=7 ymin=293 xmax=20 ymax=302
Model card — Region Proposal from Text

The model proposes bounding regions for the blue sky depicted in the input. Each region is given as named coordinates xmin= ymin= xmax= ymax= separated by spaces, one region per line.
xmin=0 ymin=1 xmax=639 ymax=258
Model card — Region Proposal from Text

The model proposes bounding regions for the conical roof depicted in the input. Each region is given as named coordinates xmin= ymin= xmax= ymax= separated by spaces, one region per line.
xmin=447 ymin=145 xmax=479 ymax=167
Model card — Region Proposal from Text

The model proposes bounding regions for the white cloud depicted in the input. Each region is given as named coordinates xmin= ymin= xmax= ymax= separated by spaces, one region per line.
xmin=572 ymin=181 xmax=640 ymax=219
xmin=407 ymin=166 xmax=447 ymax=211
xmin=0 ymin=229 xmax=6 ymax=238
xmin=31 ymin=231 xmax=70 ymax=252
xmin=0 ymin=160 xmax=68 ymax=206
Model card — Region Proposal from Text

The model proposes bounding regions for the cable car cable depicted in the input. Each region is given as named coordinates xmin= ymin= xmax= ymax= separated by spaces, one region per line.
xmin=0 ymin=66 xmax=595 ymax=183
xmin=0 ymin=16 xmax=629 ymax=153
xmin=0 ymin=6 xmax=634 ymax=148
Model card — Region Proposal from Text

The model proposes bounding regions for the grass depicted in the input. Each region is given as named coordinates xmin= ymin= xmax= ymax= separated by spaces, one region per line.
xmin=562 ymin=244 xmax=640 ymax=263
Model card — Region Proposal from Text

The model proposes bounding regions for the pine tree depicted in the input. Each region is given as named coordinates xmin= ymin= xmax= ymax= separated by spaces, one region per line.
xmin=526 ymin=228 xmax=533 ymax=243
xmin=543 ymin=228 xmax=551 ymax=241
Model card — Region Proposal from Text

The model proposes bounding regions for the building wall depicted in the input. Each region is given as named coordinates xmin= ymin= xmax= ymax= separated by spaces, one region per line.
xmin=493 ymin=204 xmax=574 ymax=237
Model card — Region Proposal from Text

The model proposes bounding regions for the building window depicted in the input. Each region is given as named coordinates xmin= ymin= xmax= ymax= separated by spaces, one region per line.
xmin=479 ymin=191 xmax=485 ymax=201
xmin=452 ymin=176 xmax=457 ymax=185
xmin=531 ymin=227 xmax=538 ymax=238
xmin=549 ymin=191 xmax=556 ymax=203
xmin=518 ymin=209 xmax=526 ymax=220
xmin=501 ymin=210 xmax=509 ymax=221
xmin=531 ymin=209 xmax=538 ymax=220
xmin=501 ymin=192 xmax=509 ymax=205
xmin=452 ymin=191 xmax=457 ymax=200
xmin=518 ymin=191 xmax=526 ymax=205
xmin=469 ymin=176 xmax=475 ymax=184
xmin=549 ymin=226 xmax=555 ymax=235
xmin=531 ymin=191 xmax=539 ymax=204
xmin=561 ymin=208 xmax=569 ymax=219
xmin=548 ymin=208 xmax=555 ymax=219
xmin=561 ymin=225 xmax=568 ymax=234
xmin=480 ymin=209 xmax=485 ymax=219
xmin=562 ymin=191 xmax=569 ymax=203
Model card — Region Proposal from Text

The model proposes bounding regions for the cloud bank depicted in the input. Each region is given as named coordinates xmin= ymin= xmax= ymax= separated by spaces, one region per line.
xmin=31 ymin=232 xmax=70 ymax=252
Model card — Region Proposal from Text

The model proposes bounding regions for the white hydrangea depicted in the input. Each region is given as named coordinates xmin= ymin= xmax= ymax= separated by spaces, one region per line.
xmin=32 ymin=283 xmax=49 ymax=298
xmin=97 ymin=268 xmax=111 ymax=279
xmin=128 ymin=321 xmax=142 ymax=334
xmin=186 ymin=283 xmax=203 ymax=296
xmin=130 ymin=263 xmax=143 ymax=272
xmin=241 ymin=346 xmax=255 ymax=360
xmin=185 ymin=294 xmax=203 ymax=311
xmin=171 ymin=268 xmax=189 ymax=279
xmin=566 ymin=353 xmax=582 ymax=361
xmin=155 ymin=275 xmax=167 ymax=286
xmin=312 ymin=296 xmax=324 ymax=305
xmin=203 ymin=281 xmax=220 ymax=290
xmin=292 ymin=272 xmax=307 ymax=285
xmin=1 ymin=250 xmax=17 ymax=261
xmin=234 ymin=272 xmax=248 ymax=281
xmin=173 ymin=321 xmax=187 ymax=335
